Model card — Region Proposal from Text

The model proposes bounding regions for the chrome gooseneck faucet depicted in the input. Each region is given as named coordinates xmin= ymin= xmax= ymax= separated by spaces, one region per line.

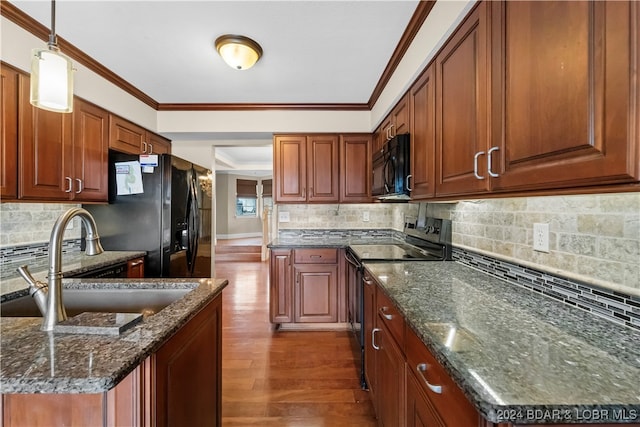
xmin=18 ymin=208 xmax=104 ymax=331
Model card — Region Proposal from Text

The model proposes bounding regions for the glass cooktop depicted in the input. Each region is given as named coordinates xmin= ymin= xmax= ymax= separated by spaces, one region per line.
xmin=348 ymin=243 xmax=444 ymax=262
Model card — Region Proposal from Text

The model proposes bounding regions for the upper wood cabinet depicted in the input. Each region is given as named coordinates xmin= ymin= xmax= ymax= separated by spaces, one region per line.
xmin=434 ymin=1 xmax=490 ymax=198
xmin=273 ymin=134 xmax=339 ymax=203
xmin=0 ymin=63 xmax=19 ymax=201
xmin=274 ymin=135 xmax=307 ymax=203
xmin=489 ymin=0 xmax=640 ymax=191
xmin=18 ymin=73 xmax=74 ymax=200
xmin=307 ymin=135 xmax=340 ymax=202
xmin=72 ymin=98 xmax=109 ymax=202
xmin=340 ymin=134 xmax=371 ymax=202
xmin=109 ymin=114 xmax=171 ymax=156
xmin=374 ymin=94 xmax=411 ymax=153
xmin=409 ymin=64 xmax=436 ymax=200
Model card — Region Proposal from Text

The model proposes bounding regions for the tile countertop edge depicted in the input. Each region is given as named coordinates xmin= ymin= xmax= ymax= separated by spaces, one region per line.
xmin=0 ymin=278 xmax=228 ymax=394
xmin=366 ymin=262 xmax=640 ymax=425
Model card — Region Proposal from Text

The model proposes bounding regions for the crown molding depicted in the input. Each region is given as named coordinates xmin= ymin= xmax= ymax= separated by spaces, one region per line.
xmin=367 ymin=0 xmax=436 ymax=109
xmin=2 ymin=0 xmax=434 ymax=113
xmin=157 ymin=103 xmax=370 ymax=111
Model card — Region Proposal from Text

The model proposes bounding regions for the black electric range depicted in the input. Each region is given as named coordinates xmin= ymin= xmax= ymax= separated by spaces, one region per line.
xmin=345 ymin=216 xmax=452 ymax=389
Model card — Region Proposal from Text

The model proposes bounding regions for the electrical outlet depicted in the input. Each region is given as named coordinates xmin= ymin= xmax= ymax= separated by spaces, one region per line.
xmin=363 ymin=211 xmax=370 ymax=222
xmin=533 ymin=223 xmax=549 ymax=253
xmin=278 ymin=211 xmax=290 ymax=223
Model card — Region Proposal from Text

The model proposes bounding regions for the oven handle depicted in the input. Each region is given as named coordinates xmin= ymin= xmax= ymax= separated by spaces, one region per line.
xmin=344 ymin=250 xmax=361 ymax=269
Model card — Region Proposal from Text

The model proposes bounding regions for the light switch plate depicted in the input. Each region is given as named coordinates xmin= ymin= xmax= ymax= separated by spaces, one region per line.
xmin=279 ymin=211 xmax=290 ymax=223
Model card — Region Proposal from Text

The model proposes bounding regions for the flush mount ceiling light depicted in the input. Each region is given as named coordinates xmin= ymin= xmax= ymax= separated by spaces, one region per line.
xmin=215 ymin=34 xmax=263 ymax=70
xmin=30 ymin=0 xmax=74 ymax=113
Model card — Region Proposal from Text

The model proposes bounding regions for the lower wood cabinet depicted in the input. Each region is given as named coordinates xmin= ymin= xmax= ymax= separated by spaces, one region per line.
xmin=127 ymin=256 xmax=145 ymax=278
xmin=406 ymin=369 xmax=446 ymax=427
xmin=270 ymin=247 xmax=345 ymax=326
xmin=1 ymin=293 xmax=222 ymax=427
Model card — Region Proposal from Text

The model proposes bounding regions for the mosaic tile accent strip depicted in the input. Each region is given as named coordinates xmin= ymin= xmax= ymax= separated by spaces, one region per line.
xmin=277 ymin=229 xmax=404 ymax=240
xmin=453 ymin=247 xmax=640 ymax=332
xmin=0 ymin=239 xmax=81 ymax=265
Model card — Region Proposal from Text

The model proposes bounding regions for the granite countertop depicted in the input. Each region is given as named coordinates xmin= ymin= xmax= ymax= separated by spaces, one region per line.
xmin=364 ymin=261 xmax=640 ymax=425
xmin=268 ymin=234 xmax=403 ymax=248
xmin=0 ymin=277 xmax=227 ymax=394
xmin=0 ymin=251 xmax=146 ymax=301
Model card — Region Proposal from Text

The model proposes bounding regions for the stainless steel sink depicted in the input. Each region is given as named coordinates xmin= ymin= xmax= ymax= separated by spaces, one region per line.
xmin=424 ymin=322 xmax=479 ymax=353
xmin=1 ymin=288 xmax=191 ymax=318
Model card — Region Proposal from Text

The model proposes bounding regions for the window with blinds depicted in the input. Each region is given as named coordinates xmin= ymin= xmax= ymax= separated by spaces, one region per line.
xmin=236 ymin=179 xmax=257 ymax=217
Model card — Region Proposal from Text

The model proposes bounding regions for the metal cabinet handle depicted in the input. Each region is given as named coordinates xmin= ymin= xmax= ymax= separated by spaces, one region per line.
xmin=129 ymin=259 xmax=144 ymax=267
xmin=487 ymin=146 xmax=499 ymax=178
xmin=64 ymin=177 xmax=72 ymax=193
xmin=389 ymin=124 xmax=395 ymax=139
xmin=309 ymin=255 xmax=322 ymax=258
xmin=380 ymin=307 xmax=393 ymax=320
xmin=296 ymin=271 xmax=300 ymax=283
xmin=372 ymin=328 xmax=381 ymax=350
xmin=416 ymin=363 xmax=442 ymax=394
xmin=142 ymin=142 xmax=148 ymax=153
xmin=75 ymin=179 xmax=83 ymax=194
xmin=363 ymin=277 xmax=374 ymax=286
xmin=149 ymin=143 xmax=153 ymax=154
xmin=473 ymin=151 xmax=485 ymax=180
xmin=406 ymin=174 xmax=412 ymax=191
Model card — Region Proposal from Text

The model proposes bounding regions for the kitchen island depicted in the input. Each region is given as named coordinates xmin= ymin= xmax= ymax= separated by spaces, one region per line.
xmin=364 ymin=261 xmax=640 ymax=425
xmin=0 ymin=277 xmax=227 ymax=426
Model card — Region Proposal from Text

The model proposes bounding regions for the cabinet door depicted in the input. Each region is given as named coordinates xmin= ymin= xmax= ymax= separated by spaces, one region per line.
xmin=154 ymin=294 xmax=222 ymax=427
xmin=270 ymin=249 xmax=293 ymax=323
xmin=307 ymin=135 xmax=339 ymax=202
xmin=18 ymin=74 xmax=73 ymax=200
xmin=127 ymin=257 xmax=145 ymax=278
xmin=377 ymin=321 xmax=405 ymax=427
xmin=72 ymin=98 xmax=108 ymax=202
xmin=274 ymin=135 xmax=307 ymax=202
xmin=392 ymin=93 xmax=410 ymax=137
xmin=435 ymin=2 xmax=489 ymax=197
xmin=0 ymin=63 xmax=19 ymax=200
xmin=294 ymin=264 xmax=338 ymax=323
xmin=490 ymin=0 xmax=640 ymax=190
xmin=406 ymin=368 xmax=446 ymax=427
xmin=409 ymin=65 xmax=436 ymax=199
xmin=340 ymin=134 xmax=371 ymax=202
xmin=373 ymin=124 xmax=385 ymax=154
xmin=363 ymin=273 xmax=377 ymax=397
xmin=147 ymin=132 xmax=171 ymax=155
xmin=109 ymin=114 xmax=145 ymax=155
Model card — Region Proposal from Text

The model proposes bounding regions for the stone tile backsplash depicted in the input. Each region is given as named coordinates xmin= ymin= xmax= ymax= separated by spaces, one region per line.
xmin=426 ymin=193 xmax=640 ymax=294
xmin=0 ymin=203 xmax=82 ymax=248
xmin=276 ymin=203 xmax=418 ymax=232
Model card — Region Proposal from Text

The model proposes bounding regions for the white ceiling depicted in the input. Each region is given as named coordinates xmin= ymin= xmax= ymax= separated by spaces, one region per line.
xmin=11 ymin=0 xmax=419 ymax=104
xmin=9 ymin=0 xmax=420 ymax=173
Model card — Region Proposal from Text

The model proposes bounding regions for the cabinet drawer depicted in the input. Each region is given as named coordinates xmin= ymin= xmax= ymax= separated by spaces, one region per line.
xmin=405 ymin=326 xmax=478 ymax=426
xmin=376 ymin=287 xmax=405 ymax=349
xmin=294 ymin=248 xmax=338 ymax=264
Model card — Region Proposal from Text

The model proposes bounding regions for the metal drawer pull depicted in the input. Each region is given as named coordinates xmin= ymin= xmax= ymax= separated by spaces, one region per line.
xmin=372 ymin=328 xmax=381 ymax=350
xmin=487 ymin=146 xmax=499 ymax=177
xmin=473 ymin=151 xmax=485 ymax=180
xmin=380 ymin=307 xmax=393 ymax=320
xmin=75 ymin=179 xmax=83 ymax=193
xmin=64 ymin=177 xmax=72 ymax=193
xmin=309 ymin=255 xmax=322 ymax=258
xmin=417 ymin=363 xmax=442 ymax=394
xmin=363 ymin=278 xmax=374 ymax=286
xmin=129 ymin=260 xmax=143 ymax=267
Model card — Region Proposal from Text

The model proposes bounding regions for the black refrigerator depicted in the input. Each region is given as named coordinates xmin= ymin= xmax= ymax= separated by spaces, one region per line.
xmin=83 ymin=150 xmax=212 ymax=278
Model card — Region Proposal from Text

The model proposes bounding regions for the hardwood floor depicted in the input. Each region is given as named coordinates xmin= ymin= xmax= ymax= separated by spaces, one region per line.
xmin=216 ymin=260 xmax=377 ymax=426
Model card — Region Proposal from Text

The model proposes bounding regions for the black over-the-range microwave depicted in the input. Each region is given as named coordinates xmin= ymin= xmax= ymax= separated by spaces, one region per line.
xmin=372 ymin=133 xmax=411 ymax=200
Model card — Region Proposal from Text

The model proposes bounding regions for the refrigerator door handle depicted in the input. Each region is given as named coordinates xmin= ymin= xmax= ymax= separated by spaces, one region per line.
xmin=186 ymin=176 xmax=199 ymax=276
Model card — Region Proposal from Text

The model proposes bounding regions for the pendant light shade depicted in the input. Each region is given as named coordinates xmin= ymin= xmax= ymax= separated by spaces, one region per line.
xmin=215 ymin=35 xmax=263 ymax=70
xmin=30 ymin=0 xmax=74 ymax=113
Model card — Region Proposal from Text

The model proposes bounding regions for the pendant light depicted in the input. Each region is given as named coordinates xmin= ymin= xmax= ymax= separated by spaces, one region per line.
xmin=215 ymin=35 xmax=263 ymax=70
xmin=30 ymin=0 xmax=74 ymax=113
